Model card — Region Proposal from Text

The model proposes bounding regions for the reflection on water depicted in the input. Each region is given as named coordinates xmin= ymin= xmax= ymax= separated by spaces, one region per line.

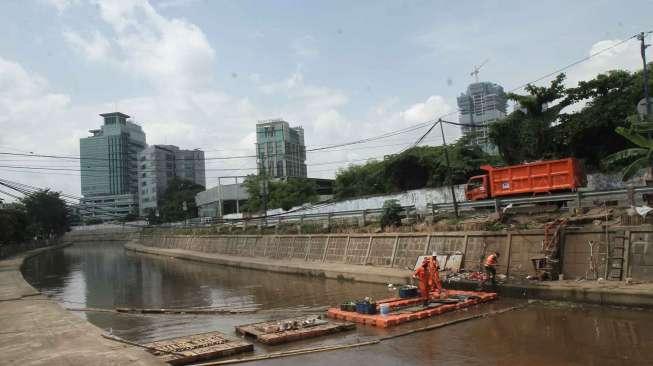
xmin=22 ymin=243 xmax=653 ymax=365
xmin=22 ymin=242 xmax=391 ymax=342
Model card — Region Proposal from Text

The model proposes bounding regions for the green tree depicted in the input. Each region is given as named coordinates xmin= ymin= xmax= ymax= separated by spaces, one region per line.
xmin=490 ymin=74 xmax=570 ymax=164
xmin=269 ymin=178 xmax=318 ymax=211
xmin=21 ymin=190 xmax=70 ymax=238
xmin=559 ymin=69 xmax=647 ymax=171
xmin=145 ymin=208 xmax=162 ymax=225
xmin=0 ymin=204 xmax=30 ymax=244
xmin=333 ymin=160 xmax=389 ymax=200
xmin=603 ymin=122 xmax=653 ymax=181
xmin=333 ymin=136 xmax=499 ymax=199
xmin=242 ymin=175 xmax=319 ymax=212
xmin=380 ymin=199 xmax=402 ymax=230
xmin=242 ymin=174 xmax=267 ymax=212
xmin=158 ymin=178 xmax=205 ymax=222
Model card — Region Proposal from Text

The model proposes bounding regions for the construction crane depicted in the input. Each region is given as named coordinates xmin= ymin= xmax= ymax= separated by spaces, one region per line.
xmin=470 ymin=59 xmax=489 ymax=83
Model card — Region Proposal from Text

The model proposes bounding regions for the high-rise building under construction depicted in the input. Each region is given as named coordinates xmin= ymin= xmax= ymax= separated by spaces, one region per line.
xmin=457 ymin=82 xmax=507 ymax=153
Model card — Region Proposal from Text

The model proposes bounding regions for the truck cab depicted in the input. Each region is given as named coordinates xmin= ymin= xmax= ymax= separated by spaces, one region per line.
xmin=465 ymin=175 xmax=489 ymax=201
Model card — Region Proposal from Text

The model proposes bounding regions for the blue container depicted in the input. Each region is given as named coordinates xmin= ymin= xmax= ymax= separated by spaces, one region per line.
xmin=355 ymin=301 xmax=377 ymax=314
xmin=398 ymin=286 xmax=419 ymax=298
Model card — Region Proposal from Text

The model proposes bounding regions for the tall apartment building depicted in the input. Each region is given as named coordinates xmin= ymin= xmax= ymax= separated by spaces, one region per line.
xmin=79 ymin=112 xmax=146 ymax=221
xmin=457 ymin=82 xmax=507 ymax=153
xmin=137 ymin=145 xmax=206 ymax=216
xmin=256 ymin=119 xmax=307 ymax=178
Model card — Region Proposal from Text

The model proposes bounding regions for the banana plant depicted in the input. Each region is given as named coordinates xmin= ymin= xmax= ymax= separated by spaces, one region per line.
xmin=604 ymin=126 xmax=653 ymax=181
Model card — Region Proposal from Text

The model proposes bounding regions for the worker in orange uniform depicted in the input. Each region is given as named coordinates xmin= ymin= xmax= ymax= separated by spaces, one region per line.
xmin=413 ymin=258 xmax=431 ymax=307
xmin=428 ymin=255 xmax=446 ymax=299
xmin=483 ymin=251 xmax=500 ymax=288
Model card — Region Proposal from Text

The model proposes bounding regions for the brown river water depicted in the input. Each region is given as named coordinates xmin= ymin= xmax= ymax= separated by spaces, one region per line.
xmin=22 ymin=242 xmax=653 ymax=365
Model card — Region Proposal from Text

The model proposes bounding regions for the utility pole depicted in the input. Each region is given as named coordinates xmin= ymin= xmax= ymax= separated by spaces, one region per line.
xmin=234 ymin=176 xmax=239 ymax=214
xmin=217 ymin=177 xmax=223 ymax=218
xmin=438 ymin=119 xmax=459 ymax=218
xmin=261 ymin=178 xmax=268 ymax=226
xmin=637 ymin=32 xmax=651 ymax=117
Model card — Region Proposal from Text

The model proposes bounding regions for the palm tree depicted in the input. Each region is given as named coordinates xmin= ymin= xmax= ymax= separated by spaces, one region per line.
xmin=604 ymin=125 xmax=653 ymax=181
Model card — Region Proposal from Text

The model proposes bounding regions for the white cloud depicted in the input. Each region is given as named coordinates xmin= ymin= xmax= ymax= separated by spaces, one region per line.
xmin=43 ymin=0 xmax=80 ymax=13
xmin=566 ymin=38 xmax=642 ymax=87
xmin=401 ymin=95 xmax=452 ymax=123
xmin=154 ymin=0 xmax=201 ymax=9
xmin=259 ymin=71 xmax=348 ymax=111
xmin=0 ymin=56 xmax=79 ymax=197
xmin=63 ymin=30 xmax=112 ymax=61
xmin=28 ymin=0 xmax=462 ymax=187
xmin=291 ymin=35 xmax=319 ymax=58
xmin=64 ymin=0 xmax=218 ymax=91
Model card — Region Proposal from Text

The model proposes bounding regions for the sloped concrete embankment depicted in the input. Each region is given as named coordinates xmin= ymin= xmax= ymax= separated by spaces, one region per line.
xmin=129 ymin=228 xmax=653 ymax=307
xmin=0 ymin=243 xmax=164 ymax=365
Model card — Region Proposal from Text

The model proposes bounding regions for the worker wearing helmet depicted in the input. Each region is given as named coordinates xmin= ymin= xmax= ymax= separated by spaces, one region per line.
xmin=483 ymin=252 xmax=500 ymax=287
xmin=413 ymin=258 xmax=431 ymax=307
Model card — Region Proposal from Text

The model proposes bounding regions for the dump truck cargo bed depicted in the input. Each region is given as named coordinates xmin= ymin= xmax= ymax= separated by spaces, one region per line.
xmin=483 ymin=158 xmax=585 ymax=198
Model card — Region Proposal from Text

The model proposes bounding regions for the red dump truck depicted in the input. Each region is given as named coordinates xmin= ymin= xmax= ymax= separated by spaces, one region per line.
xmin=464 ymin=158 xmax=586 ymax=201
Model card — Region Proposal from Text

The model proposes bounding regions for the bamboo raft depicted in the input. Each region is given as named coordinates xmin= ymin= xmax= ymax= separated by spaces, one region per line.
xmin=235 ymin=316 xmax=355 ymax=345
xmin=143 ymin=331 xmax=253 ymax=365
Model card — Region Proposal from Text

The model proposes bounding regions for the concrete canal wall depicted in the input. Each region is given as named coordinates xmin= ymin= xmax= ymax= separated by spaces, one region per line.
xmin=62 ymin=229 xmax=140 ymax=244
xmin=0 ymin=243 xmax=164 ymax=365
xmin=132 ymin=227 xmax=653 ymax=282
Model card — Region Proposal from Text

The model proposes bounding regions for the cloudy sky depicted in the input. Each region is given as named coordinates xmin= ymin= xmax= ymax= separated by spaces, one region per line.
xmin=0 ymin=0 xmax=651 ymax=200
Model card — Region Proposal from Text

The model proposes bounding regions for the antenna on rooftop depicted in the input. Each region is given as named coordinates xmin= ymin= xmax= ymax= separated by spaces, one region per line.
xmin=470 ymin=59 xmax=489 ymax=83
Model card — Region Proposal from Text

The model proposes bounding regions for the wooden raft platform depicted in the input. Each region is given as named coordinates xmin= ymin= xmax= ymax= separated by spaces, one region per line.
xmin=235 ymin=316 xmax=355 ymax=345
xmin=144 ymin=330 xmax=253 ymax=365
xmin=327 ymin=289 xmax=497 ymax=328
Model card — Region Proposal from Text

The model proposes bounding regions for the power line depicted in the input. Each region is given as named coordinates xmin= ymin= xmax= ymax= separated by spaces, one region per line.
xmin=0 ymin=188 xmax=22 ymax=201
xmin=507 ymin=34 xmax=639 ymax=92
xmin=0 ymin=121 xmax=433 ymax=163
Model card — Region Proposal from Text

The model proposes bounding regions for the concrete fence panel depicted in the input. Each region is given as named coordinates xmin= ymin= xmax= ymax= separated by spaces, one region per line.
xmin=562 ymin=232 xmax=607 ymax=279
xmin=393 ymin=236 xmax=428 ymax=270
xmin=291 ymin=236 xmax=310 ymax=260
xmin=629 ymin=231 xmax=653 ymax=280
xmin=368 ymin=236 xmax=395 ymax=267
xmin=275 ymin=236 xmax=294 ymax=259
xmin=508 ymin=233 xmax=545 ymax=278
xmin=346 ymin=236 xmax=371 ymax=265
xmin=465 ymin=235 xmax=509 ymax=274
xmin=252 ymin=236 xmax=267 ymax=257
xmin=307 ymin=236 xmax=328 ymax=261
xmin=427 ymin=235 xmax=465 ymax=256
xmin=325 ymin=236 xmax=348 ymax=263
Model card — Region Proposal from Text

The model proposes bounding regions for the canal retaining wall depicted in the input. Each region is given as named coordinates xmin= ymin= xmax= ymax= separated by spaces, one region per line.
xmin=134 ymin=226 xmax=653 ymax=282
xmin=62 ymin=229 xmax=140 ymax=243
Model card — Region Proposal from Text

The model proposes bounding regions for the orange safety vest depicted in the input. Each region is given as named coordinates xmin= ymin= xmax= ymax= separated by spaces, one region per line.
xmin=485 ymin=253 xmax=498 ymax=267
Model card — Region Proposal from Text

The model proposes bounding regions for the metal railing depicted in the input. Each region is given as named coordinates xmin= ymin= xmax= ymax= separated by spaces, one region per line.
xmin=428 ymin=186 xmax=653 ymax=212
xmin=155 ymin=205 xmax=418 ymax=228
xmin=151 ymin=186 xmax=653 ymax=229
